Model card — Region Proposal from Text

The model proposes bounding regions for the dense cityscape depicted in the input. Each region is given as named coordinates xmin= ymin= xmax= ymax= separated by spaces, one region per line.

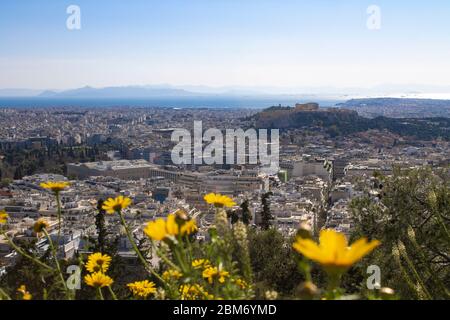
xmin=0 ymin=101 xmax=448 ymax=301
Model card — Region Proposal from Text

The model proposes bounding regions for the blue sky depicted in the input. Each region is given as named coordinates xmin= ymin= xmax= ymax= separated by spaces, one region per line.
xmin=1 ymin=0 xmax=450 ymax=90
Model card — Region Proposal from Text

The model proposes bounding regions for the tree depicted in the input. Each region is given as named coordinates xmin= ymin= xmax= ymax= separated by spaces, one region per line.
xmin=13 ymin=166 xmax=22 ymax=180
xmin=227 ymin=210 xmax=239 ymax=225
xmin=95 ymin=199 xmax=108 ymax=254
xmin=248 ymin=228 xmax=302 ymax=298
xmin=260 ymin=192 xmax=273 ymax=230
xmin=0 ymin=178 xmax=12 ymax=188
xmin=0 ymin=241 xmax=62 ymax=300
xmin=349 ymin=167 xmax=450 ymax=299
xmin=240 ymin=199 xmax=252 ymax=225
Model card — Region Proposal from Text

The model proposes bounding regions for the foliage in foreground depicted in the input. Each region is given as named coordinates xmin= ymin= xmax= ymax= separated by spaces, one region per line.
xmin=1 ymin=178 xmax=429 ymax=300
xmin=350 ymin=167 xmax=450 ymax=300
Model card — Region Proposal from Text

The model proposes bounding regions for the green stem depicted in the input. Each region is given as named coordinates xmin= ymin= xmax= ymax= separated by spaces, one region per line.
xmin=43 ymin=229 xmax=71 ymax=299
xmin=0 ymin=288 xmax=11 ymax=300
xmin=107 ymin=286 xmax=118 ymax=300
xmin=173 ymin=244 xmax=189 ymax=273
xmin=97 ymin=287 xmax=104 ymax=300
xmin=325 ymin=272 xmax=342 ymax=299
xmin=1 ymin=231 xmax=53 ymax=271
xmin=185 ymin=234 xmax=194 ymax=259
xmin=393 ymin=245 xmax=420 ymax=298
xmin=117 ymin=210 xmax=165 ymax=284
xmin=436 ymin=212 xmax=450 ymax=242
xmin=153 ymin=243 xmax=181 ymax=272
xmin=407 ymin=226 xmax=450 ymax=298
xmin=398 ymin=242 xmax=432 ymax=300
xmin=55 ymin=192 xmax=62 ymax=242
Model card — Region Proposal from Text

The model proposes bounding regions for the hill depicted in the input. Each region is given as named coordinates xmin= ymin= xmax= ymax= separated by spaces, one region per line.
xmin=252 ymin=105 xmax=450 ymax=141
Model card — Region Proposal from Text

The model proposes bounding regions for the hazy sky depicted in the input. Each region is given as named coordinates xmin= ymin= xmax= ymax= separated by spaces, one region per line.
xmin=1 ymin=0 xmax=450 ymax=90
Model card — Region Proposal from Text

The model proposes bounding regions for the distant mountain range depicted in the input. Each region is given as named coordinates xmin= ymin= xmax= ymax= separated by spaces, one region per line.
xmin=37 ymin=86 xmax=196 ymax=98
xmin=0 ymin=86 xmax=350 ymax=108
xmin=2 ymin=84 xmax=450 ymax=99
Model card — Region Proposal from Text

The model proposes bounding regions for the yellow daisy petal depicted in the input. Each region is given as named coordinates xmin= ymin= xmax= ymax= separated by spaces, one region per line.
xmin=144 ymin=219 xmax=167 ymax=241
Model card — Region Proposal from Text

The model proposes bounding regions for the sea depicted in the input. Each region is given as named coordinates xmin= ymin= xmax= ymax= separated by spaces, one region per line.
xmin=0 ymin=97 xmax=343 ymax=109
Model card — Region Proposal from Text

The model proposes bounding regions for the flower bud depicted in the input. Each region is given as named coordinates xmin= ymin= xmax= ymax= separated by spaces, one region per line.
xmin=265 ymin=290 xmax=278 ymax=300
xmin=215 ymin=209 xmax=229 ymax=236
xmin=174 ymin=209 xmax=189 ymax=221
xmin=33 ymin=219 xmax=49 ymax=234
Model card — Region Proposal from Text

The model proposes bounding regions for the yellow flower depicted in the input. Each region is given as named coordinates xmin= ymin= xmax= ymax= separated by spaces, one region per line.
xmin=85 ymin=253 xmax=112 ymax=273
xmin=204 ymin=193 xmax=236 ymax=208
xmin=165 ymin=214 xmax=179 ymax=235
xmin=293 ymin=229 xmax=380 ymax=274
xmin=33 ymin=218 xmax=49 ymax=234
xmin=0 ymin=210 xmax=9 ymax=224
xmin=202 ymin=266 xmax=229 ymax=284
xmin=179 ymin=284 xmax=199 ymax=300
xmin=84 ymin=272 xmax=113 ymax=288
xmin=40 ymin=181 xmax=70 ymax=193
xmin=162 ymin=269 xmax=183 ymax=281
xmin=127 ymin=280 xmax=157 ymax=298
xmin=180 ymin=219 xmax=198 ymax=236
xmin=144 ymin=218 xmax=167 ymax=241
xmin=144 ymin=214 xmax=196 ymax=241
xmin=17 ymin=285 xmax=32 ymax=300
xmin=179 ymin=284 xmax=213 ymax=300
xmin=192 ymin=259 xmax=211 ymax=269
xmin=234 ymin=278 xmax=248 ymax=289
xmin=102 ymin=195 xmax=132 ymax=214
